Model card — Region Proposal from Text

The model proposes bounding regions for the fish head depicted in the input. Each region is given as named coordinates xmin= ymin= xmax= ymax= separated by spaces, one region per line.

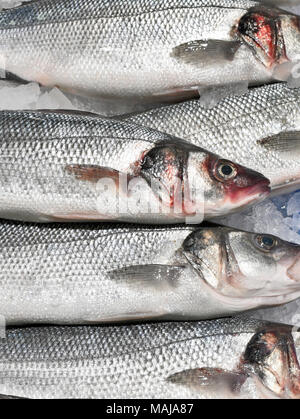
xmin=181 ymin=227 xmax=300 ymax=308
xmin=195 ymin=154 xmax=270 ymax=217
xmin=237 ymin=6 xmax=300 ymax=72
xmin=138 ymin=141 xmax=270 ymax=219
xmin=243 ymin=325 xmax=300 ymax=399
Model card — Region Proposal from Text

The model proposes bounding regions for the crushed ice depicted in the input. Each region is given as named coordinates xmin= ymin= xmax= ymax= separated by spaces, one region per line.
xmin=0 ymin=81 xmax=76 ymax=110
xmin=218 ymin=191 xmax=300 ymax=245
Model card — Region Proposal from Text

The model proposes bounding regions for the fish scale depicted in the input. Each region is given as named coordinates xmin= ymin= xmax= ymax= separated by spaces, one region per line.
xmin=0 ymin=110 xmax=167 ymax=222
xmin=0 ymin=221 xmax=198 ymax=324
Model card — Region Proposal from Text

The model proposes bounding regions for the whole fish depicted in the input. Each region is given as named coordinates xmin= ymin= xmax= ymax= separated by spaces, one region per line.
xmin=0 ymin=318 xmax=299 ymax=399
xmin=1 ymin=221 xmax=300 ymax=325
xmin=125 ymin=83 xmax=300 ymax=192
xmin=0 ymin=110 xmax=270 ymax=223
xmin=0 ymin=0 xmax=299 ymax=104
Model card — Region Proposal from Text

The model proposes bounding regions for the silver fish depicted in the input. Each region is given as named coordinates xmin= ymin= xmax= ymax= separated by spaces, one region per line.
xmin=1 ymin=221 xmax=300 ymax=325
xmin=125 ymin=83 xmax=300 ymax=192
xmin=0 ymin=318 xmax=299 ymax=399
xmin=0 ymin=110 xmax=270 ymax=223
xmin=0 ymin=0 xmax=299 ymax=104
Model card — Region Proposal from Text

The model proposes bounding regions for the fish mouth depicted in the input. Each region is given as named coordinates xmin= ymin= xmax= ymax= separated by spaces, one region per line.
xmin=237 ymin=7 xmax=288 ymax=69
xmin=242 ymin=179 xmax=271 ymax=200
xmin=206 ymin=178 xmax=270 ymax=219
xmin=227 ymin=178 xmax=271 ymax=208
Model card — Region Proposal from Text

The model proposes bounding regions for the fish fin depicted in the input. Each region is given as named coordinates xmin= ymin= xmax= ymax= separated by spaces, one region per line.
xmin=3 ymin=71 xmax=29 ymax=84
xmin=48 ymin=211 xmax=115 ymax=221
xmin=257 ymin=131 xmax=300 ymax=158
xmin=33 ymin=109 xmax=101 ymax=118
xmin=108 ymin=264 xmax=185 ymax=288
xmin=171 ymin=40 xmax=241 ymax=66
xmin=0 ymin=394 xmax=27 ymax=399
xmin=167 ymin=368 xmax=247 ymax=394
xmin=66 ymin=165 xmax=123 ymax=184
xmin=89 ymin=311 xmax=168 ymax=323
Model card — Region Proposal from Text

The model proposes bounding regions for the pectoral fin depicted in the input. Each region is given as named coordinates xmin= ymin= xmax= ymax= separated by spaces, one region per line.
xmin=0 ymin=394 xmax=27 ymax=399
xmin=108 ymin=264 xmax=185 ymax=289
xmin=257 ymin=131 xmax=300 ymax=158
xmin=167 ymin=368 xmax=247 ymax=395
xmin=171 ymin=40 xmax=241 ymax=66
xmin=66 ymin=165 xmax=122 ymax=184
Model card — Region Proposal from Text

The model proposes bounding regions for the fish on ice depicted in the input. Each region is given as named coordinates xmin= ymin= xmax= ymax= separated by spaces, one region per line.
xmin=0 ymin=318 xmax=299 ymax=399
xmin=0 ymin=0 xmax=300 ymax=103
xmin=1 ymin=221 xmax=300 ymax=324
xmin=0 ymin=110 xmax=270 ymax=223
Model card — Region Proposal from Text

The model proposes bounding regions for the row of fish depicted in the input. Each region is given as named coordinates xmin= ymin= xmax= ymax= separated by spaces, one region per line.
xmin=0 ymin=221 xmax=300 ymax=325
xmin=0 ymin=82 xmax=300 ymax=223
xmin=0 ymin=109 xmax=271 ymax=223
xmin=0 ymin=0 xmax=300 ymax=399
xmin=0 ymin=0 xmax=300 ymax=104
xmin=0 ymin=318 xmax=299 ymax=399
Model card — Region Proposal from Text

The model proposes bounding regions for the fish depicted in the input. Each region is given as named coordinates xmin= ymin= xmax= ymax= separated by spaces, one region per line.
xmin=124 ymin=82 xmax=300 ymax=193
xmin=1 ymin=221 xmax=300 ymax=325
xmin=0 ymin=318 xmax=299 ymax=399
xmin=0 ymin=110 xmax=270 ymax=223
xmin=0 ymin=0 xmax=299 ymax=105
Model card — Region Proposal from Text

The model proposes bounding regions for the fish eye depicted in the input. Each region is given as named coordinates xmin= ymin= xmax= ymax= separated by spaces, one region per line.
xmin=255 ymin=235 xmax=277 ymax=251
xmin=214 ymin=161 xmax=237 ymax=182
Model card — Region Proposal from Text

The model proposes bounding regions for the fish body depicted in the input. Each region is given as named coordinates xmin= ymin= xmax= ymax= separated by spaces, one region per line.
xmin=0 ymin=318 xmax=299 ymax=399
xmin=0 ymin=0 xmax=299 ymax=102
xmin=125 ymin=83 xmax=300 ymax=192
xmin=1 ymin=221 xmax=300 ymax=325
xmin=0 ymin=110 xmax=269 ymax=223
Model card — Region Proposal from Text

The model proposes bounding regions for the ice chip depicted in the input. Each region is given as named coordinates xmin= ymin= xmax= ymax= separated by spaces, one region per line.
xmin=36 ymin=87 xmax=76 ymax=110
xmin=198 ymin=81 xmax=248 ymax=109
xmin=0 ymin=82 xmax=41 ymax=110
xmin=287 ymin=191 xmax=300 ymax=216
xmin=242 ymin=297 xmax=300 ymax=326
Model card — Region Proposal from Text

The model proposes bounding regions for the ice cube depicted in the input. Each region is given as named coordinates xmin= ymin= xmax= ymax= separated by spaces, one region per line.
xmin=36 ymin=87 xmax=76 ymax=110
xmin=198 ymin=81 xmax=248 ymax=109
xmin=0 ymin=81 xmax=41 ymax=110
xmin=287 ymin=191 xmax=300 ymax=216
xmin=240 ymin=297 xmax=300 ymax=326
